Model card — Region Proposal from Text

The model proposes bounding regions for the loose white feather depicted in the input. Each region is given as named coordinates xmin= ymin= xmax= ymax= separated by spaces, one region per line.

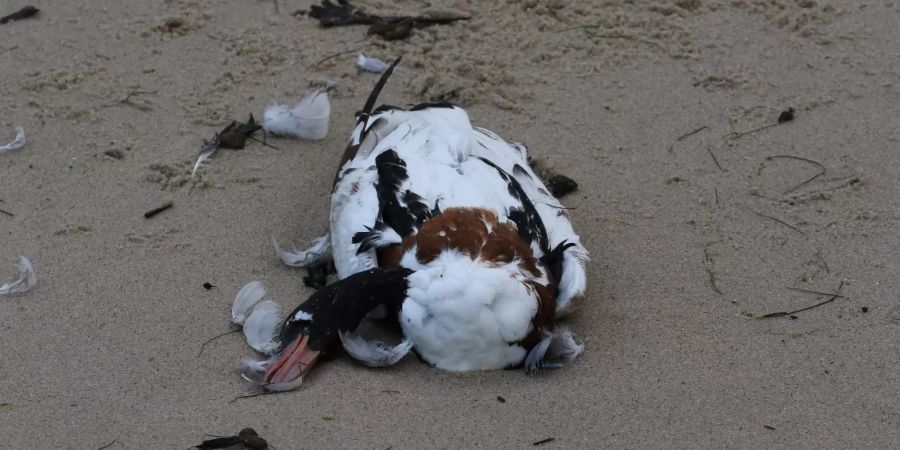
xmin=339 ymin=330 xmax=413 ymax=367
xmin=243 ymin=300 xmax=283 ymax=354
xmin=0 ymin=126 xmax=26 ymax=154
xmin=263 ymin=89 xmax=330 ymax=140
xmin=240 ymin=356 xmax=273 ymax=375
xmin=191 ymin=137 xmax=218 ymax=176
xmin=272 ymin=235 xmax=330 ymax=267
xmin=356 ymin=53 xmax=390 ymax=73
xmin=0 ymin=256 xmax=36 ymax=295
xmin=240 ymin=354 xmax=305 ymax=391
xmin=524 ymin=327 xmax=584 ymax=374
xmin=239 ymin=355 xmax=277 ymax=386
xmin=232 ymin=281 xmax=266 ymax=326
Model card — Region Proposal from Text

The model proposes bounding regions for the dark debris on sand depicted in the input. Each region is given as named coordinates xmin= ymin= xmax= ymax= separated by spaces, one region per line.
xmin=308 ymin=0 xmax=470 ymax=40
xmin=194 ymin=428 xmax=269 ymax=449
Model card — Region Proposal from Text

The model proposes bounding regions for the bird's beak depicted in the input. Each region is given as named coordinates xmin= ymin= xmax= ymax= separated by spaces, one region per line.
xmin=261 ymin=335 xmax=320 ymax=391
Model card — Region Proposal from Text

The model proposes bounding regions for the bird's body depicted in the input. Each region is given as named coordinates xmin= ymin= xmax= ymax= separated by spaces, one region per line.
xmin=238 ymin=62 xmax=588 ymax=390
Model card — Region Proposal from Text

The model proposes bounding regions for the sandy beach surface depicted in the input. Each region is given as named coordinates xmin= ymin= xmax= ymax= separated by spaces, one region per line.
xmin=1 ymin=0 xmax=899 ymax=448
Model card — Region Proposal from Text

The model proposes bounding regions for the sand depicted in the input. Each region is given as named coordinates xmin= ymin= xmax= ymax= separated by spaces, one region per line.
xmin=1 ymin=0 xmax=899 ymax=448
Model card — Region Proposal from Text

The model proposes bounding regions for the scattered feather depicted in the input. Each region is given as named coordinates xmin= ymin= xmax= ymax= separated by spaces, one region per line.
xmin=192 ymin=115 xmax=263 ymax=176
xmin=524 ymin=328 xmax=583 ymax=375
xmin=240 ymin=356 xmax=274 ymax=375
xmin=232 ymin=281 xmax=266 ymax=326
xmin=339 ymin=330 xmax=413 ymax=367
xmin=243 ymin=300 xmax=282 ymax=354
xmin=0 ymin=126 xmax=25 ymax=154
xmin=191 ymin=136 xmax=219 ymax=176
xmin=273 ymin=235 xmax=330 ymax=267
xmin=263 ymin=89 xmax=331 ymax=140
xmin=240 ymin=355 xmax=277 ymax=386
xmin=242 ymin=355 xmax=306 ymax=391
xmin=356 ymin=53 xmax=390 ymax=73
xmin=0 ymin=256 xmax=36 ymax=295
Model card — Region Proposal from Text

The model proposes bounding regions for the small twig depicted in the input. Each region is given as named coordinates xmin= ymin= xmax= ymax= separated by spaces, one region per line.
xmin=198 ymin=329 xmax=240 ymax=357
xmin=557 ymin=25 xmax=661 ymax=48
xmin=753 ymin=211 xmax=804 ymax=235
xmin=763 ymin=425 xmax=776 ymax=431
xmin=0 ymin=207 xmax=13 ymax=217
xmin=144 ymin=202 xmax=173 ymax=219
xmin=785 ymin=287 xmax=845 ymax=298
xmin=706 ymin=267 xmax=722 ymax=295
xmin=96 ymin=440 xmax=117 ymax=450
xmin=759 ymin=281 xmax=844 ymax=319
xmin=676 ymin=125 xmax=709 ymax=141
xmin=730 ymin=109 xmax=794 ymax=141
xmin=205 ymin=32 xmax=228 ymax=42
xmin=761 ymin=296 xmax=837 ymax=318
xmin=248 ymin=135 xmax=280 ymax=150
xmin=765 ymin=155 xmax=828 ymax=194
xmin=312 ymin=49 xmax=358 ymax=69
xmin=714 ymin=187 xmax=719 ymax=205
xmin=703 ymin=245 xmax=722 ymax=295
xmin=104 ymin=89 xmax=156 ymax=111
xmin=229 ymin=391 xmax=279 ymax=403
xmin=726 ymin=122 xmax=778 ymax=140
xmin=816 ymin=249 xmax=830 ymax=274
xmin=542 ymin=203 xmax=577 ymax=210
xmin=707 ymin=148 xmax=725 ymax=171
xmin=533 ymin=437 xmax=555 ymax=446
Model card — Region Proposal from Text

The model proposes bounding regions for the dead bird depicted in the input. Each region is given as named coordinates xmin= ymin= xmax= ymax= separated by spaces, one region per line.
xmin=309 ymin=0 xmax=469 ymax=40
xmin=233 ymin=59 xmax=588 ymax=391
xmin=547 ymin=175 xmax=578 ymax=198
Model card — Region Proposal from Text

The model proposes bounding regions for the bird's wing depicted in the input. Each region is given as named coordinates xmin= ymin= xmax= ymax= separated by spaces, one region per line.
xmin=468 ymin=127 xmax=588 ymax=315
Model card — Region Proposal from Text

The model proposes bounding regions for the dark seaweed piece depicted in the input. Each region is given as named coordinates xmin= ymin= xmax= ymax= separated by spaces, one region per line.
xmin=218 ymin=115 xmax=263 ymax=150
xmin=194 ymin=436 xmax=242 ymax=449
xmin=303 ymin=259 xmax=333 ymax=290
xmin=144 ymin=202 xmax=173 ymax=219
xmin=309 ymin=0 xmax=470 ymax=40
xmin=368 ymin=19 xmax=413 ymax=40
xmin=777 ymin=108 xmax=795 ymax=124
xmin=194 ymin=428 xmax=268 ymax=449
xmin=238 ymin=428 xmax=269 ymax=450
xmin=0 ymin=6 xmax=38 ymax=24
xmin=547 ymin=175 xmax=578 ymax=198
xmin=309 ymin=0 xmax=374 ymax=26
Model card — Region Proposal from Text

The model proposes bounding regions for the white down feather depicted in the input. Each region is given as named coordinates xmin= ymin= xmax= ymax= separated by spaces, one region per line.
xmin=0 ymin=256 xmax=36 ymax=295
xmin=242 ymin=299 xmax=282 ymax=355
xmin=263 ymin=89 xmax=331 ymax=140
xmin=231 ymin=281 xmax=266 ymax=326
xmin=0 ymin=126 xmax=26 ymax=154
